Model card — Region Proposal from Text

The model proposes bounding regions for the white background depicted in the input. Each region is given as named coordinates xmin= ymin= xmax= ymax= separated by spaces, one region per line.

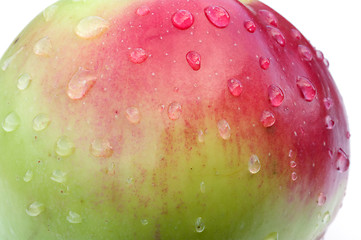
xmin=0 ymin=0 xmax=359 ymax=239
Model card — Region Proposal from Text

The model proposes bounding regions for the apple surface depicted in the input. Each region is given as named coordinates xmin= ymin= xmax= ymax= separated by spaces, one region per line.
xmin=0 ymin=0 xmax=350 ymax=239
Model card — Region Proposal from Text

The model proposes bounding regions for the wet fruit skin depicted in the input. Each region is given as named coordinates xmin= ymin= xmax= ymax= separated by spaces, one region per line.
xmin=0 ymin=0 xmax=350 ymax=239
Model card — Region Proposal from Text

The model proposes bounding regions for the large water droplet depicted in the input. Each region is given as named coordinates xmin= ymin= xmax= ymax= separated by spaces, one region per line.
xmin=227 ymin=78 xmax=243 ymax=97
xmin=195 ymin=217 xmax=205 ymax=233
xmin=204 ymin=6 xmax=230 ymax=28
xmin=17 ymin=73 xmax=32 ymax=90
xmin=249 ymin=154 xmax=261 ymax=174
xmin=168 ymin=102 xmax=182 ymax=120
xmin=244 ymin=20 xmax=256 ymax=33
xmin=200 ymin=181 xmax=206 ymax=193
xmin=335 ymin=148 xmax=350 ymax=173
xmin=264 ymin=232 xmax=279 ymax=240
xmin=90 ymin=139 xmax=113 ymax=158
xmin=126 ymin=107 xmax=141 ymax=124
xmin=268 ymin=85 xmax=284 ymax=107
xmin=55 ymin=136 xmax=75 ymax=157
xmin=296 ymin=76 xmax=316 ymax=101
xmin=172 ymin=10 xmax=194 ymax=30
xmin=50 ymin=170 xmax=67 ymax=183
xmin=267 ymin=26 xmax=285 ymax=47
xmin=43 ymin=4 xmax=59 ymax=22
xmin=291 ymin=29 xmax=302 ymax=40
xmin=33 ymin=37 xmax=52 ymax=56
xmin=317 ymin=192 xmax=327 ymax=206
xmin=129 ymin=48 xmax=148 ymax=64
xmin=217 ymin=119 xmax=231 ymax=140
xmin=23 ymin=170 xmax=33 ymax=182
xmin=67 ymin=211 xmax=82 ymax=224
xmin=186 ymin=51 xmax=201 ymax=71
xmin=298 ymin=45 xmax=313 ymax=61
xmin=26 ymin=202 xmax=44 ymax=217
xmin=258 ymin=9 xmax=278 ymax=27
xmin=33 ymin=113 xmax=51 ymax=131
xmin=67 ymin=67 xmax=97 ymax=100
xmin=2 ymin=112 xmax=20 ymax=132
xmin=75 ymin=16 xmax=109 ymax=39
xmin=325 ymin=115 xmax=335 ymax=129
xmin=1 ymin=47 xmax=24 ymax=71
xmin=136 ymin=6 xmax=150 ymax=16
xmin=259 ymin=56 xmax=270 ymax=70
xmin=260 ymin=110 xmax=275 ymax=128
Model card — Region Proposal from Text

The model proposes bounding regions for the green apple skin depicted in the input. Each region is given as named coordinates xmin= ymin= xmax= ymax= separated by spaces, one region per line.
xmin=0 ymin=0 xmax=350 ymax=239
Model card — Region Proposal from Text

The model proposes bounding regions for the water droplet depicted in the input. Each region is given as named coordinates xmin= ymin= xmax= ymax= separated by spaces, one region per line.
xmin=23 ymin=170 xmax=33 ymax=182
xmin=136 ymin=6 xmax=150 ymax=16
xmin=67 ymin=211 xmax=82 ymax=223
xmin=290 ymin=161 xmax=297 ymax=168
xmin=317 ymin=192 xmax=327 ymax=206
xmin=346 ymin=131 xmax=351 ymax=139
xmin=217 ymin=119 xmax=231 ymax=140
xmin=126 ymin=107 xmax=141 ymax=124
xmin=67 ymin=67 xmax=97 ymax=100
xmin=198 ymin=130 xmax=205 ymax=143
xmin=291 ymin=172 xmax=297 ymax=181
xmin=2 ymin=112 xmax=20 ymax=132
xmin=323 ymin=58 xmax=330 ymax=67
xmin=259 ymin=56 xmax=270 ymax=70
xmin=168 ymin=102 xmax=182 ymax=120
xmin=129 ymin=48 xmax=148 ymax=64
xmin=26 ymin=202 xmax=44 ymax=217
xmin=50 ymin=170 xmax=67 ymax=183
xmin=244 ymin=20 xmax=256 ymax=33
xmin=335 ymin=148 xmax=349 ymax=173
xmin=90 ymin=139 xmax=113 ymax=158
xmin=268 ymin=85 xmax=284 ymax=107
xmin=195 ymin=217 xmax=205 ymax=233
xmin=267 ymin=26 xmax=285 ymax=47
xmin=227 ymin=78 xmax=243 ymax=97
xmin=141 ymin=219 xmax=149 ymax=225
xmin=296 ymin=76 xmax=316 ymax=101
xmin=55 ymin=136 xmax=75 ymax=157
xmin=260 ymin=110 xmax=275 ymax=128
xmin=291 ymin=29 xmax=301 ymax=40
xmin=325 ymin=115 xmax=335 ymax=129
xmin=33 ymin=113 xmax=51 ymax=131
xmin=200 ymin=181 xmax=206 ymax=193
xmin=322 ymin=211 xmax=330 ymax=224
xmin=249 ymin=154 xmax=261 ymax=174
xmin=75 ymin=16 xmax=109 ymax=39
xmin=323 ymin=97 xmax=333 ymax=110
xmin=186 ymin=51 xmax=201 ymax=71
xmin=264 ymin=232 xmax=279 ymax=240
xmin=43 ymin=4 xmax=59 ymax=22
xmin=316 ymin=50 xmax=324 ymax=60
xmin=204 ymin=6 xmax=230 ymax=28
xmin=298 ymin=45 xmax=313 ymax=61
xmin=258 ymin=9 xmax=278 ymax=27
xmin=33 ymin=37 xmax=52 ymax=56
xmin=172 ymin=10 xmax=194 ymax=30
xmin=1 ymin=47 xmax=24 ymax=71
xmin=17 ymin=73 xmax=32 ymax=90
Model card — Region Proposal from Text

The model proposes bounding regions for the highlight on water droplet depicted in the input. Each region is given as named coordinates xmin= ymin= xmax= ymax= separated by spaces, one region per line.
xmin=195 ymin=217 xmax=205 ymax=233
xmin=335 ymin=148 xmax=350 ymax=173
xmin=186 ymin=51 xmax=201 ymax=71
xmin=75 ymin=16 xmax=109 ymax=39
xmin=258 ymin=9 xmax=278 ymax=27
xmin=267 ymin=26 xmax=285 ymax=47
xmin=249 ymin=154 xmax=261 ymax=174
xmin=26 ymin=201 xmax=44 ymax=217
xmin=204 ymin=5 xmax=230 ymax=28
xmin=129 ymin=48 xmax=148 ymax=64
xmin=217 ymin=119 xmax=231 ymax=140
xmin=298 ymin=45 xmax=313 ymax=61
xmin=136 ymin=6 xmax=150 ymax=16
xmin=264 ymin=231 xmax=279 ymax=240
xmin=33 ymin=37 xmax=52 ymax=56
xmin=50 ymin=170 xmax=67 ymax=184
xmin=317 ymin=192 xmax=327 ymax=206
xmin=55 ymin=136 xmax=75 ymax=157
xmin=67 ymin=67 xmax=97 ymax=100
xmin=33 ymin=113 xmax=51 ymax=131
xmin=43 ymin=4 xmax=59 ymax=22
xmin=227 ymin=78 xmax=243 ymax=97
xmin=67 ymin=211 xmax=82 ymax=224
xmin=17 ymin=73 xmax=32 ymax=90
xmin=325 ymin=115 xmax=335 ymax=129
xmin=244 ymin=20 xmax=256 ymax=33
xmin=172 ymin=9 xmax=194 ymax=30
xmin=23 ymin=170 xmax=33 ymax=182
xmin=200 ymin=181 xmax=206 ymax=193
xmin=260 ymin=110 xmax=275 ymax=128
xmin=268 ymin=85 xmax=284 ymax=107
xmin=296 ymin=76 xmax=316 ymax=102
xmin=291 ymin=172 xmax=297 ymax=181
xmin=141 ymin=219 xmax=149 ymax=225
xmin=126 ymin=107 xmax=141 ymax=124
xmin=90 ymin=138 xmax=113 ymax=158
xmin=259 ymin=56 xmax=270 ymax=70
xmin=323 ymin=97 xmax=333 ymax=110
xmin=2 ymin=112 xmax=20 ymax=132
xmin=167 ymin=102 xmax=182 ymax=120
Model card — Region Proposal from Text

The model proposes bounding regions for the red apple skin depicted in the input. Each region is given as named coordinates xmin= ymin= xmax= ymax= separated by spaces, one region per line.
xmin=0 ymin=0 xmax=349 ymax=239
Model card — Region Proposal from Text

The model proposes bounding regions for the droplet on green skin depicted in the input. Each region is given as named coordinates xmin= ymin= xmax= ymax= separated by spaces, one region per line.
xmin=2 ymin=112 xmax=21 ymax=132
xmin=248 ymin=154 xmax=261 ymax=174
xmin=66 ymin=211 xmax=82 ymax=224
xmin=50 ymin=170 xmax=67 ymax=184
xmin=33 ymin=113 xmax=51 ymax=131
xmin=75 ymin=16 xmax=110 ymax=39
xmin=264 ymin=232 xmax=279 ymax=240
xmin=26 ymin=202 xmax=45 ymax=217
xmin=195 ymin=217 xmax=205 ymax=233
xmin=23 ymin=170 xmax=33 ymax=183
xmin=43 ymin=4 xmax=59 ymax=22
xmin=33 ymin=37 xmax=53 ymax=57
xmin=55 ymin=136 xmax=75 ymax=157
xmin=17 ymin=73 xmax=32 ymax=90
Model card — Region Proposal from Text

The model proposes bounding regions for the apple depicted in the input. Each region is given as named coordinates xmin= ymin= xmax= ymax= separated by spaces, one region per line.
xmin=0 ymin=0 xmax=350 ymax=239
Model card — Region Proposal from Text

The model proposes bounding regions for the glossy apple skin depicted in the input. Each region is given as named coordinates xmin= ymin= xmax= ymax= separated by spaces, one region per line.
xmin=0 ymin=0 xmax=349 ymax=239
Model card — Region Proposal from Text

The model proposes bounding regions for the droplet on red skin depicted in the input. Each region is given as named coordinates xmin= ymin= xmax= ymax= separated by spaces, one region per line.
xmin=227 ymin=78 xmax=243 ymax=97
xmin=129 ymin=48 xmax=148 ymax=64
xmin=296 ymin=76 xmax=316 ymax=102
xmin=267 ymin=26 xmax=285 ymax=47
xmin=325 ymin=115 xmax=335 ymax=129
xmin=316 ymin=50 xmax=324 ymax=60
xmin=136 ymin=6 xmax=150 ymax=16
xmin=258 ymin=9 xmax=278 ymax=27
xmin=268 ymin=84 xmax=284 ymax=107
xmin=244 ymin=20 xmax=256 ymax=33
xmin=168 ymin=102 xmax=182 ymax=120
xmin=260 ymin=110 xmax=276 ymax=128
xmin=186 ymin=51 xmax=201 ymax=71
xmin=346 ymin=131 xmax=351 ymax=139
xmin=298 ymin=45 xmax=313 ymax=61
xmin=335 ymin=148 xmax=350 ymax=173
xmin=67 ymin=67 xmax=97 ymax=100
xmin=204 ymin=6 xmax=230 ymax=28
xmin=323 ymin=97 xmax=334 ymax=110
xmin=291 ymin=28 xmax=302 ymax=40
xmin=259 ymin=56 xmax=270 ymax=70
xmin=172 ymin=9 xmax=194 ymax=30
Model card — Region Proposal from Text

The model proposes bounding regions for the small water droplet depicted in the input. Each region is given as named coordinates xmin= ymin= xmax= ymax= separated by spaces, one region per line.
xmin=346 ymin=131 xmax=351 ymax=139
xmin=258 ymin=9 xmax=278 ymax=27
xmin=323 ymin=97 xmax=333 ymax=110
xmin=67 ymin=67 xmax=97 ymax=100
xmin=244 ymin=20 xmax=256 ymax=33
xmin=298 ymin=45 xmax=313 ymax=61
xmin=126 ymin=107 xmax=141 ymax=124
xmin=291 ymin=172 xmax=297 ymax=181
xmin=316 ymin=50 xmax=324 ymax=61
xmin=1 ymin=47 xmax=24 ymax=71
xmin=168 ymin=102 xmax=182 ymax=120
xmin=33 ymin=37 xmax=52 ymax=56
xmin=90 ymin=139 xmax=113 ymax=158
xmin=264 ymin=232 xmax=279 ymax=240
xmin=217 ymin=119 xmax=231 ymax=140
xmin=136 ymin=6 xmax=150 ymax=16
xmin=23 ymin=170 xmax=33 ymax=182
xmin=260 ymin=110 xmax=275 ymax=128
xmin=55 ymin=136 xmax=75 ymax=157
xmin=50 ymin=170 xmax=67 ymax=183
xmin=335 ymin=148 xmax=349 ymax=173
xmin=17 ymin=73 xmax=32 ymax=90
xmin=204 ymin=6 xmax=230 ymax=28
xmin=43 ymin=4 xmax=59 ymax=22
xmin=67 ymin=211 xmax=82 ymax=223
xmin=323 ymin=58 xmax=330 ymax=67
xmin=186 ymin=51 xmax=201 ymax=71
xmin=75 ymin=16 xmax=109 ymax=39
xmin=172 ymin=9 xmax=194 ymax=30
xmin=33 ymin=113 xmax=51 ymax=131
xmin=296 ymin=76 xmax=316 ymax=101
xmin=26 ymin=202 xmax=44 ymax=217
xmin=317 ymin=192 xmax=327 ymax=206
xmin=268 ymin=84 xmax=284 ymax=107
xmin=227 ymin=78 xmax=243 ymax=97
xmin=291 ymin=28 xmax=301 ymax=40
xmin=249 ymin=154 xmax=261 ymax=174
xmin=325 ymin=115 xmax=335 ymax=129
xmin=322 ymin=211 xmax=330 ymax=224
xmin=129 ymin=48 xmax=148 ymax=64
xmin=290 ymin=160 xmax=297 ymax=168
xmin=141 ymin=219 xmax=149 ymax=225
xmin=267 ymin=26 xmax=285 ymax=47
xmin=198 ymin=130 xmax=205 ymax=143
xmin=259 ymin=56 xmax=270 ymax=70
xmin=195 ymin=217 xmax=205 ymax=233
xmin=200 ymin=181 xmax=206 ymax=193
xmin=2 ymin=112 xmax=20 ymax=132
